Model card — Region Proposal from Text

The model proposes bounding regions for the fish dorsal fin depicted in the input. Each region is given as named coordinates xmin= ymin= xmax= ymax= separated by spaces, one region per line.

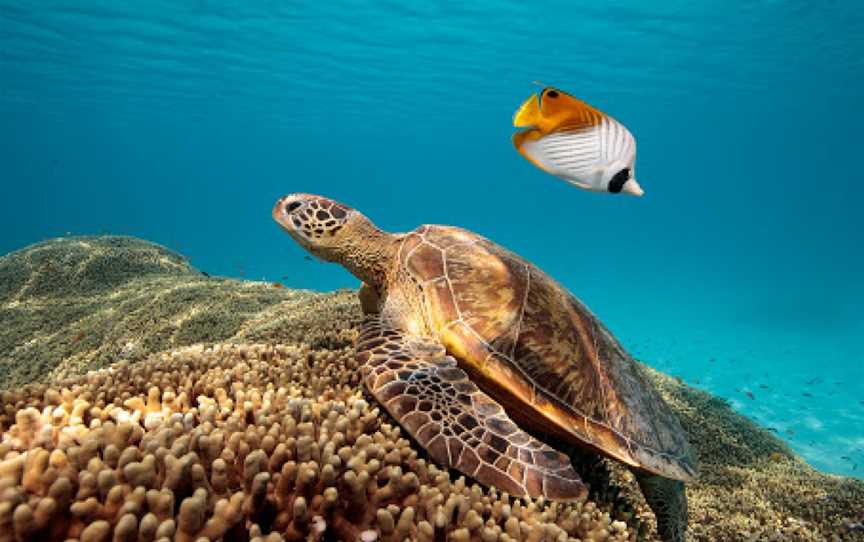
xmin=513 ymin=93 xmax=543 ymax=128
xmin=539 ymin=88 xmax=605 ymax=130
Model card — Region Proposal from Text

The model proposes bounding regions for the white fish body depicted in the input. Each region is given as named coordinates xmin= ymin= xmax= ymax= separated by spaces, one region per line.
xmin=513 ymin=87 xmax=643 ymax=196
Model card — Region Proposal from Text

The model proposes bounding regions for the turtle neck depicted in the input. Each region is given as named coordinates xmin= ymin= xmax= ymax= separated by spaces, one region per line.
xmin=337 ymin=220 xmax=398 ymax=291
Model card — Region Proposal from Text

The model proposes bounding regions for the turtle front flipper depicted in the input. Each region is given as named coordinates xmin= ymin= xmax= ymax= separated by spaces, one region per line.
xmin=356 ymin=316 xmax=586 ymax=501
xmin=634 ymin=470 xmax=688 ymax=542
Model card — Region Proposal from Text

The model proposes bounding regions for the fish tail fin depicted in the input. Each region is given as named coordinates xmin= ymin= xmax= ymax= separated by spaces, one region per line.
xmin=513 ymin=93 xmax=542 ymax=127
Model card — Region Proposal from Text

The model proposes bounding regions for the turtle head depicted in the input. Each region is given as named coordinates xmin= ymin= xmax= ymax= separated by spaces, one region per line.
xmin=272 ymin=193 xmax=358 ymax=260
xmin=272 ymin=193 xmax=392 ymax=285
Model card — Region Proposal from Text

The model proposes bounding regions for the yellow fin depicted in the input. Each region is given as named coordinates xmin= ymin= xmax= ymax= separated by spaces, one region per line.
xmin=513 ymin=93 xmax=542 ymax=127
xmin=539 ymin=87 xmax=604 ymax=129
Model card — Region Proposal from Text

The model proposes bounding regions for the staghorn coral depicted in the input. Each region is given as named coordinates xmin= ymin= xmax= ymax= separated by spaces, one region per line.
xmin=0 ymin=344 xmax=630 ymax=542
xmin=1 ymin=236 xmax=862 ymax=541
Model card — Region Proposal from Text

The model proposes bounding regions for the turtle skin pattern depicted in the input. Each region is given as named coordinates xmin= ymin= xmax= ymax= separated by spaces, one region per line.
xmin=356 ymin=315 xmax=587 ymax=501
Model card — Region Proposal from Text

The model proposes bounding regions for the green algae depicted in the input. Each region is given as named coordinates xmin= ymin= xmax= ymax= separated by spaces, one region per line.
xmin=0 ymin=236 xmax=360 ymax=386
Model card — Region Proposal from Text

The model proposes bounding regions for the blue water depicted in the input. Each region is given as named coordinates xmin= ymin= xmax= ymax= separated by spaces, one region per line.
xmin=1 ymin=2 xmax=862 ymax=477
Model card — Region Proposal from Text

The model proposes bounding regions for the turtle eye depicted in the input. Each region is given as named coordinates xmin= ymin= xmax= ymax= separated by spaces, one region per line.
xmin=285 ymin=201 xmax=302 ymax=213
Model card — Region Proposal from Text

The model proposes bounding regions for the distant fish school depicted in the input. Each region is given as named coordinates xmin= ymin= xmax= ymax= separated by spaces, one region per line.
xmin=512 ymin=87 xmax=644 ymax=197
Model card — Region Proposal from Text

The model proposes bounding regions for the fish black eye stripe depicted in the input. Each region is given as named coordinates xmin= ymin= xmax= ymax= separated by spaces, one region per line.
xmin=608 ymin=168 xmax=630 ymax=194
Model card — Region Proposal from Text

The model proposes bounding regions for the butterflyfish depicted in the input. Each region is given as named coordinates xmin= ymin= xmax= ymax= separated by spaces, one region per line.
xmin=512 ymin=87 xmax=644 ymax=196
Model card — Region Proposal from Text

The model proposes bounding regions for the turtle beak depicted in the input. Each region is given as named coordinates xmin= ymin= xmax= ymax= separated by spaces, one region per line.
xmin=272 ymin=196 xmax=290 ymax=229
xmin=273 ymin=196 xmax=286 ymax=218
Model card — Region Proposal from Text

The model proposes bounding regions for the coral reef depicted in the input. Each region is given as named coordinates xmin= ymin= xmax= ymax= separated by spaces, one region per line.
xmin=1 ymin=344 xmax=630 ymax=542
xmin=619 ymin=370 xmax=863 ymax=541
xmin=1 ymin=236 xmax=862 ymax=541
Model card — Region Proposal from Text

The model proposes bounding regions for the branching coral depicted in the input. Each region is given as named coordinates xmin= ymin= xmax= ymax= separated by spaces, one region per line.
xmin=0 ymin=344 xmax=632 ymax=542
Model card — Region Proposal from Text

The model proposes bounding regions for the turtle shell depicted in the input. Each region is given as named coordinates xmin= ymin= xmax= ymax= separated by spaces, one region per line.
xmin=398 ymin=225 xmax=696 ymax=481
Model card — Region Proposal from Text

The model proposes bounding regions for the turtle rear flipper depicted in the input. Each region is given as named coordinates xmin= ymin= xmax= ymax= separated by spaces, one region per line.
xmin=634 ymin=470 xmax=688 ymax=542
xmin=356 ymin=316 xmax=586 ymax=501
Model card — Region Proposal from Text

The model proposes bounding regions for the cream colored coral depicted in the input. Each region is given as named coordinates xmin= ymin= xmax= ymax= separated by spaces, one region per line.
xmin=1 ymin=340 xmax=862 ymax=542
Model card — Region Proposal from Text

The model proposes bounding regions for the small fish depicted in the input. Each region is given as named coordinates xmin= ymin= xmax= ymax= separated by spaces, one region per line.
xmin=767 ymin=427 xmax=778 ymax=433
xmin=786 ymin=428 xmax=796 ymax=436
xmin=512 ymin=87 xmax=644 ymax=196
xmin=759 ymin=384 xmax=770 ymax=389
xmin=304 ymin=255 xmax=313 ymax=262
xmin=201 ymin=271 xmax=210 ymax=277
xmin=745 ymin=391 xmax=756 ymax=400
xmin=805 ymin=378 xmax=823 ymax=385
xmin=802 ymin=392 xmax=813 ymax=398
xmin=272 ymin=282 xmax=284 ymax=289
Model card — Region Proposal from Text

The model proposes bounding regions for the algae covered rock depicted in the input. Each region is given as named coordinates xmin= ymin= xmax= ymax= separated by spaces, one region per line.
xmin=0 ymin=236 xmax=361 ymax=386
xmin=644 ymin=370 xmax=862 ymax=541
xmin=0 ymin=235 xmax=192 ymax=301
xmin=0 ymin=236 xmax=862 ymax=542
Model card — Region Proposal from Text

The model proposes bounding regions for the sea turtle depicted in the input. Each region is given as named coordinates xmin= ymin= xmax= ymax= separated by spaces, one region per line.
xmin=272 ymin=193 xmax=697 ymax=541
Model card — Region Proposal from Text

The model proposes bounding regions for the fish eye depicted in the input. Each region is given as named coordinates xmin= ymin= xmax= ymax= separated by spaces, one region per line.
xmin=285 ymin=201 xmax=302 ymax=213
xmin=545 ymin=89 xmax=559 ymax=98
xmin=608 ymin=168 xmax=630 ymax=194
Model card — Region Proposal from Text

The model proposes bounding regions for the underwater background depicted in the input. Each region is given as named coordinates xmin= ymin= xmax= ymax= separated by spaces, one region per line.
xmin=1 ymin=1 xmax=862 ymax=478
